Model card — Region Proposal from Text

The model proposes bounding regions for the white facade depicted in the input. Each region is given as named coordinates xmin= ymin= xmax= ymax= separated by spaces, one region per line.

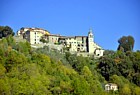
xmin=88 ymin=30 xmax=93 ymax=53
xmin=65 ymin=37 xmax=77 ymax=52
xmin=94 ymin=49 xmax=104 ymax=57
xmin=105 ymin=83 xmax=118 ymax=91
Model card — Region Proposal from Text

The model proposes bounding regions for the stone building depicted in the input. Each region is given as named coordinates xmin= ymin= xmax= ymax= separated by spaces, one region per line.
xmin=56 ymin=29 xmax=104 ymax=57
xmin=46 ymin=34 xmax=60 ymax=44
xmin=17 ymin=27 xmax=104 ymax=57
xmin=17 ymin=27 xmax=49 ymax=44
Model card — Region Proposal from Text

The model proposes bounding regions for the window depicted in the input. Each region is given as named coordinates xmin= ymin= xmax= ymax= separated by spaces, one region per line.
xmin=90 ymin=34 xmax=92 ymax=38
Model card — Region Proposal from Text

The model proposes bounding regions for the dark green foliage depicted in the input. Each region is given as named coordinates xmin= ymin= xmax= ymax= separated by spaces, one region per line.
xmin=98 ymin=50 xmax=140 ymax=89
xmin=133 ymin=73 xmax=140 ymax=86
xmin=103 ymin=50 xmax=115 ymax=56
xmin=0 ymin=34 xmax=140 ymax=94
xmin=0 ymin=26 xmax=15 ymax=38
xmin=40 ymin=37 xmax=48 ymax=43
xmin=117 ymin=36 xmax=135 ymax=52
xmin=98 ymin=56 xmax=120 ymax=80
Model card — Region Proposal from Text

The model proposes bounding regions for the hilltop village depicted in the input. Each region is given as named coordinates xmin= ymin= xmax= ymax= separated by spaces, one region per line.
xmin=15 ymin=27 xmax=104 ymax=57
xmin=1 ymin=26 xmax=140 ymax=94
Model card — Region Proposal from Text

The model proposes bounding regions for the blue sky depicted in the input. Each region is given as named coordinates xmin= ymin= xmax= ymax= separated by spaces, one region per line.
xmin=0 ymin=0 xmax=140 ymax=50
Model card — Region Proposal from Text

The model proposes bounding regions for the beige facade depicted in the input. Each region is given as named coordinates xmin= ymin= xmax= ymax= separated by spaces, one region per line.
xmin=17 ymin=27 xmax=50 ymax=44
xmin=25 ymin=30 xmax=44 ymax=44
xmin=47 ymin=34 xmax=60 ymax=44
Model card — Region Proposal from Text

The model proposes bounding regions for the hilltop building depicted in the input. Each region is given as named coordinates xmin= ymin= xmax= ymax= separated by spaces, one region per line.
xmin=17 ymin=27 xmax=50 ymax=44
xmin=17 ymin=27 xmax=104 ymax=57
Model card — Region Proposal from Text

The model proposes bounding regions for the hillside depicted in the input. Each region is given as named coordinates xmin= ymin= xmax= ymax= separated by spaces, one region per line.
xmin=0 ymin=36 xmax=140 ymax=95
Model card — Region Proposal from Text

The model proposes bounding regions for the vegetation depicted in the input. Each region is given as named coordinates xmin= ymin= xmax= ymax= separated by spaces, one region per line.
xmin=40 ymin=36 xmax=48 ymax=43
xmin=0 ymin=36 xmax=106 ymax=95
xmin=0 ymin=26 xmax=140 ymax=95
xmin=0 ymin=26 xmax=15 ymax=38
xmin=117 ymin=36 xmax=135 ymax=52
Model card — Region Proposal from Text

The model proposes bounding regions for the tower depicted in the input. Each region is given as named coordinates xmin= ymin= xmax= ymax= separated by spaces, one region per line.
xmin=88 ymin=28 xmax=94 ymax=53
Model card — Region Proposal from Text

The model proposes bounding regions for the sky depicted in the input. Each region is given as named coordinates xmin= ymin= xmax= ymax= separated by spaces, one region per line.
xmin=0 ymin=0 xmax=140 ymax=51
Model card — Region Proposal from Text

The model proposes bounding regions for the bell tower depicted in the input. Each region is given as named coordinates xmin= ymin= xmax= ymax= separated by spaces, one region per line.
xmin=88 ymin=28 xmax=94 ymax=53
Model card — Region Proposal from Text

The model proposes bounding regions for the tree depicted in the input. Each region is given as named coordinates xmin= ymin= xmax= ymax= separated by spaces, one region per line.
xmin=98 ymin=56 xmax=119 ymax=81
xmin=0 ymin=26 xmax=15 ymax=38
xmin=40 ymin=36 xmax=48 ymax=43
xmin=133 ymin=87 xmax=140 ymax=95
xmin=117 ymin=36 xmax=134 ymax=52
xmin=133 ymin=73 xmax=140 ymax=86
xmin=120 ymin=84 xmax=131 ymax=95
xmin=0 ymin=64 xmax=6 ymax=77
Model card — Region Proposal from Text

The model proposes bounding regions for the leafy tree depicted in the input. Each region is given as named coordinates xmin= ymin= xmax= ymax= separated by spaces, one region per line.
xmin=118 ymin=59 xmax=133 ymax=78
xmin=133 ymin=87 xmax=140 ymax=95
xmin=98 ymin=56 xmax=120 ymax=80
xmin=110 ymin=75 xmax=129 ymax=88
xmin=40 ymin=36 xmax=48 ymax=43
xmin=15 ymin=41 xmax=31 ymax=55
xmin=103 ymin=50 xmax=115 ymax=56
xmin=117 ymin=36 xmax=134 ymax=52
xmin=0 ymin=77 xmax=11 ymax=94
xmin=120 ymin=84 xmax=131 ymax=95
xmin=0 ymin=64 xmax=6 ymax=77
xmin=0 ymin=26 xmax=15 ymax=38
xmin=133 ymin=73 xmax=140 ymax=86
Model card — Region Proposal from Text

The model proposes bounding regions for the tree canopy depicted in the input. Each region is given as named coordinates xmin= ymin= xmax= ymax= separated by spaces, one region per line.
xmin=117 ymin=36 xmax=135 ymax=52
xmin=0 ymin=26 xmax=15 ymax=38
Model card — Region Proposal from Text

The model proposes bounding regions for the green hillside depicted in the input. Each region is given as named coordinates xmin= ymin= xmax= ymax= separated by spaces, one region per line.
xmin=0 ymin=35 xmax=140 ymax=94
